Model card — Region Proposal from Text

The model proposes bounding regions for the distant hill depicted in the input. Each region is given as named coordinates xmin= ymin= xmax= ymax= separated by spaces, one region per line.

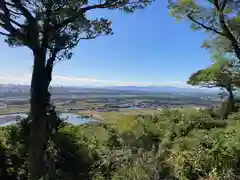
xmin=0 ymin=84 xmax=218 ymax=95
xmin=102 ymin=86 xmax=217 ymax=94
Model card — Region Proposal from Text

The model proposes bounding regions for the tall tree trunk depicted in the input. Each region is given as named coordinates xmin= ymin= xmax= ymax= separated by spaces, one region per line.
xmin=28 ymin=50 xmax=50 ymax=180
xmin=227 ymin=86 xmax=235 ymax=113
xmin=222 ymin=86 xmax=235 ymax=119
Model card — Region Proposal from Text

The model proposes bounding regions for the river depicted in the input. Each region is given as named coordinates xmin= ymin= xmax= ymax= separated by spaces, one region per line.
xmin=0 ymin=113 xmax=97 ymax=126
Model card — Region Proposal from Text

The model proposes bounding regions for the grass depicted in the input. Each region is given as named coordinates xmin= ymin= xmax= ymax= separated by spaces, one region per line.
xmin=75 ymin=124 xmax=109 ymax=142
xmin=76 ymin=108 xmax=160 ymax=120
xmin=75 ymin=108 xmax=163 ymax=132
xmin=0 ymin=102 xmax=201 ymax=133
xmin=0 ymin=105 xmax=29 ymax=115
xmin=0 ymin=128 xmax=5 ymax=141
xmin=73 ymin=107 xmax=202 ymax=134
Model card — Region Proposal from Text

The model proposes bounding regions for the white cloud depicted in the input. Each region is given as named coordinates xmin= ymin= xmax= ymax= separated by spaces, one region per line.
xmin=52 ymin=75 xmax=190 ymax=88
xmin=0 ymin=74 xmax=30 ymax=85
xmin=0 ymin=73 xmax=191 ymax=88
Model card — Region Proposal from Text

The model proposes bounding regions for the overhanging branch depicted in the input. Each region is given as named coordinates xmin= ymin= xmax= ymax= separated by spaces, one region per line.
xmin=81 ymin=1 xmax=125 ymax=12
xmin=53 ymin=0 xmax=137 ymax=31
xmin=187 ymin=13 xmax=225 ymax=36
xmin=71 ymin=34 xmax=101 ymax=46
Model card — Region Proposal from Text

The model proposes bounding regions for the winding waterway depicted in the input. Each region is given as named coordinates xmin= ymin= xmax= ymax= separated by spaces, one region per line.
xmin=0 ymin=113 xmax=97 ymax=126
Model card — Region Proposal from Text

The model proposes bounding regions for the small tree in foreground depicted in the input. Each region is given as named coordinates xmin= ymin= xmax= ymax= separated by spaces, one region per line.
xmin=0 ymin=0 xmax=153 ymax=179
xmin=187 ymin=57 xmax=240 ymax=118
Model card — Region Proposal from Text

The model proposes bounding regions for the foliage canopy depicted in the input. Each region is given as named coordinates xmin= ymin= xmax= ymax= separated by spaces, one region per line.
xmin=169 ymin=0 xmax=240 ymax=60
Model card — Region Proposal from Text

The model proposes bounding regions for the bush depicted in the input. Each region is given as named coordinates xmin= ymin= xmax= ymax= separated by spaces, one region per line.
xmin=0 ymin=115 xmax=101 ymax=180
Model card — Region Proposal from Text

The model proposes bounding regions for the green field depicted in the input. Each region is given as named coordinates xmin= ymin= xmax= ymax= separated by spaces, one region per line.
xmin=0 ymin=105 xmax=29 ymax=115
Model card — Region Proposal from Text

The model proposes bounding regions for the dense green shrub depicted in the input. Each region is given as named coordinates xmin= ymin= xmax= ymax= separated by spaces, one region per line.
xmin=0 ymin=116 xmax=101 ymax=180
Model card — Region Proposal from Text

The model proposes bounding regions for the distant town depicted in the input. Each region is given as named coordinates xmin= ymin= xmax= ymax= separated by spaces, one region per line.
xmin=0 ymin=84 xmax=220 ymax=116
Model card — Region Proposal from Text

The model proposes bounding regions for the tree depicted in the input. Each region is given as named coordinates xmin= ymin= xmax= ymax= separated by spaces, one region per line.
xmin=187 ymin=57 xmax=240 ymax=118
xmin=168 ymin=0 xmax=240 ymax=60
xmin=0 ymin=0 xmax=153 ymax=179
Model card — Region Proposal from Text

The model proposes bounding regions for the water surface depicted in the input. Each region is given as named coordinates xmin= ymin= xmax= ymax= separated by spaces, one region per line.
xmin=0 ymin=113 xmax=97 ymax=126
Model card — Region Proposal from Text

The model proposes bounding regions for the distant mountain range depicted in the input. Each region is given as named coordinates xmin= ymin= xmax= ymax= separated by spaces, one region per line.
xmin=102 ymin=86 xmax=217 ymax=94
xmin=0 ymin=84 xmax=217 ymax=94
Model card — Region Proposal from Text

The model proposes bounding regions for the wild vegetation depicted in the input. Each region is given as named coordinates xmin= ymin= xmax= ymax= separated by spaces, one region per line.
xmin=1 ymin=0 xmax=240 ymax=179
xmin=2 ymin=108 xmax=240 ymax=180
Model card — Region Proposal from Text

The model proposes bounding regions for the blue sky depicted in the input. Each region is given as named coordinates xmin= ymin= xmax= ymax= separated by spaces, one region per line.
xmin=0 ymin=0 xmax=213 ymax=87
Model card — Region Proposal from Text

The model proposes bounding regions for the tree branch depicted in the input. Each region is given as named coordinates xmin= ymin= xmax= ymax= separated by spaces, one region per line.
xmin=53 ymin=0 xmax=129 ymax=31
xmin=0 ymin=1 xmax=24 ymax=37
xmin=0 ymin=31 xmax=11 ymax=36
xmin=199 ymin=83 xmax=217 ymax=88
xmin=212 ymin=0 xmax=240 ymax=60
xmin=11 ymin=0 xmax=39 ymax=48
xmin=219 ymin=0 xmax=228 ymax=11
xmin=5 ymin=2 xmax=23 ymax=15
xmin=187 ymin=13 xmax=225 ymax=36
xmin=8 ymin=8 xmax=23 ymax=16
xmin=11 ymin=0 xmax=36 ymax=25
xmin=41 ymin=1 xmax=54 ymax=49
xmin=81 ymin=1 xmax=124 ymax=12
xmin=9 ymin=17 xmax=23 ymax=28
xmin=45 ymin=48 xmax=60 ymax=86
xmin=5 ymin=2 xmax=16 ymax=7
xmin=72 ymin=34 xmax=100 ymax=45
xmin=0 ymin=1 xmax=37 ymax=48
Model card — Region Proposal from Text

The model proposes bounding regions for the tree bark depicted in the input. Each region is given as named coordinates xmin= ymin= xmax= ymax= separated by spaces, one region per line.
xmin=222 ymin=86 xmax=235 ymax=119
xmin=28 ymin=49 xmax=50 ymax=180
xmin=227 ymin=86 xmax=235 ymax=112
